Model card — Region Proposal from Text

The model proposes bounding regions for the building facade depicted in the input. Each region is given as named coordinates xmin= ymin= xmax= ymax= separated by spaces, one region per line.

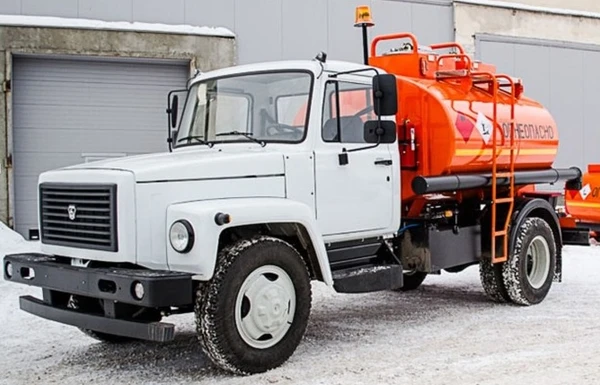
xmin=0 ymin=0 xmax=599 ymax=237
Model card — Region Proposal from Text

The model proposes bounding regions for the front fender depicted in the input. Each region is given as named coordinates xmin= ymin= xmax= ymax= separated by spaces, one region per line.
xmin=166 ymin=197 xmax=332 ymax=285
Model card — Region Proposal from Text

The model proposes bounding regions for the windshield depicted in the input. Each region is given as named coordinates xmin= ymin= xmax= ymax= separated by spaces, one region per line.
xmin=175 ymin=71 xmax=313 ymax=147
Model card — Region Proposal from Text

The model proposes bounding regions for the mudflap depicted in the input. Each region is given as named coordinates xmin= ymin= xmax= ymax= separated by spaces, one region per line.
xmin=561 ymin=227 xmax=591 ymax=247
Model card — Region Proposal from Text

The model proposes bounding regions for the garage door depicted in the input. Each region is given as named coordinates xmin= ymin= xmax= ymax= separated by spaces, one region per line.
xmin=476 ymin=34 xmax=600 ymax=177
xmin=12 ymin=56 xmax=189 ymax=238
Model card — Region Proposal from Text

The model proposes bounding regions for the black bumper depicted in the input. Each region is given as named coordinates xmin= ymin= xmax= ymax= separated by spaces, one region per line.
xmin=20 ymin=295 xmax=176 ymax=342
xmin=4 ymin=253 xmax=194 ymax=342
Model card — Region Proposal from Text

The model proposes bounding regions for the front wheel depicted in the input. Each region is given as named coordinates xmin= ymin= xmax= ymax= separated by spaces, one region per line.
xmin=502 ymin=217 xmax=556 ymax=306
xmin=196 ymin=236 xmax=312 ymax=375
xmin=394 ymin=271 xmax=427 ymax=292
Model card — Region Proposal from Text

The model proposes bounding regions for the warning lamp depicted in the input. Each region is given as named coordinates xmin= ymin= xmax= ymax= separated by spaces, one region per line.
xmin=354 ymin=6 xmax=375 ymax=65
xmin=354 ymin=5 xmax=374 ymax=27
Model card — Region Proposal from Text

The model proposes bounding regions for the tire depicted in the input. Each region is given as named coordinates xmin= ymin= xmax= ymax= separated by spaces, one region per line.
xmin=394 ymin=271 xmax=427 ymax=291
xmin=479 ymin=256 xmax=511 ymax=303
xmin=502 ymin=217 xmax=556 ymax=306
xmin=196 ymin=236 xmax=312 ymax=375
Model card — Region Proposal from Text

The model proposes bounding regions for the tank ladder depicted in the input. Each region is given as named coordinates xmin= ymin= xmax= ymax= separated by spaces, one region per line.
xmin=435 ymin=59 xmax=517 ymax=263
xmin=488 ymin=74 xmax=517 ymax=264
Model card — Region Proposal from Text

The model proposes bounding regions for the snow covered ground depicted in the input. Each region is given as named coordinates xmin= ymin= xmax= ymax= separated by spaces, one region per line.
xmin=2 ymin=224 xmax=600 ymax=385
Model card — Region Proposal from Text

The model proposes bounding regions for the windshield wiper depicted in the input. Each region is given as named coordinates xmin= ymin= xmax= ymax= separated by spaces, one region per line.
xmin=216 ymin=131 xmax=266 ymax=147
xmin=176 ymin=135 xmax=213 ymax=147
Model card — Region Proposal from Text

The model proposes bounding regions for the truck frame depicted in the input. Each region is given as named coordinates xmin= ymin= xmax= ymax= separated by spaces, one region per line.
xmin=3 ymin=8 xmax=589 ymax=375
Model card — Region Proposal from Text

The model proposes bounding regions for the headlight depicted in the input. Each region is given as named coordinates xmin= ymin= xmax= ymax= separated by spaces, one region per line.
xmin=5 ymin=262 xmax=13 ymax=278
xmin=169 ymin=220 xmax=195 ymax=253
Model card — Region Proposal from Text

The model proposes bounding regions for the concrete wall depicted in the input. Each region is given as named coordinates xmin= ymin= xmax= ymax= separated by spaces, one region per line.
xmin=0 ymin=25 xmax=235 ymax=225
xmin=454 ymin=2 xmax=600 ymax=55
xmin=491 ymin=0 xmax=600 ymax=13
xmin=0 ymin=0 xmax=454 ymax=64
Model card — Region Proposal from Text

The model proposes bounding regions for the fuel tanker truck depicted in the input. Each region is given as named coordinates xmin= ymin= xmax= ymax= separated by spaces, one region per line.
xmin=562 ymin=164 xmax=600 ymax=242
xmin=2 ymin=6 xmax=588 ymax=375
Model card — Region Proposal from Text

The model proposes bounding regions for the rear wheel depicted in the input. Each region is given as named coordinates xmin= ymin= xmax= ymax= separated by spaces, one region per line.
xmin=196 ymin=236 xmax=312 ymax=375
xmin=479 ymin=256 xmax=511 ymax=303
xmin=502 ymin=217 xmax=556 ymax=306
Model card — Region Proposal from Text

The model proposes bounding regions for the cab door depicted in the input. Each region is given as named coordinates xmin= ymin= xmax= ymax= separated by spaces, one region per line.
xmin=313 ymin=76 xmax=395 ymax=236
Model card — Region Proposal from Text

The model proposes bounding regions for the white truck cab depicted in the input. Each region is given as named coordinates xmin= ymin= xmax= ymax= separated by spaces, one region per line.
xmin=4 ymin=58 xmax=404 ymax=374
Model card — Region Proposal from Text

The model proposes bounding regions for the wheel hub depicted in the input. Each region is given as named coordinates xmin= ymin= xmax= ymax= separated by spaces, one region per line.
xmin=252 ymin=285 xmax=289 ymax=333
xmin=525 ymin=235 xmax=551 ymax=289
xmin=235 ymin=265 xmax=296 ymax=349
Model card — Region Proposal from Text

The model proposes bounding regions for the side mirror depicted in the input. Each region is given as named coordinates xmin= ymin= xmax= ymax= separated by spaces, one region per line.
xmin=171 ymin=129 xmax=178 ymax=144
xmin=372 ymin=74 xmax=398 ymax=116
xmin=364 ymin=120 xmax=396 ymax=144
xmin=170 ymin=95 xmax=179 ymax=128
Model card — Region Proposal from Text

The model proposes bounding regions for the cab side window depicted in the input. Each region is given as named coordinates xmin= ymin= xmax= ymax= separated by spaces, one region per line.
xmin=322 ymin=81 xmax=374 ymax=143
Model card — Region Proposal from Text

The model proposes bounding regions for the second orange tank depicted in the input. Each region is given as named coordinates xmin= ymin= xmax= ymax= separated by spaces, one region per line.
xmin=565 ymin=164 xmax=600 ymax=224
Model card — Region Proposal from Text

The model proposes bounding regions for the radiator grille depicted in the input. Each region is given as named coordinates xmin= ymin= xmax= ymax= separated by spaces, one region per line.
xmin=39 ymin=183 xmax=118 ymax=251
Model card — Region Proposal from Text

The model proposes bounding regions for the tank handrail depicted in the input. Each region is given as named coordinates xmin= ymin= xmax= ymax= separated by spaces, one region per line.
xmin=471 ymin=71 xmax=500 ymax=146
xmin=370 ymin=32 xmax=419 ymax=57
xmin=494 ymin=74 xmax=516 ymax=97
xmin=436 ymin=54 xmax=472 ymax=73
xmin=429 ymin=42 xmax=465 ymax=54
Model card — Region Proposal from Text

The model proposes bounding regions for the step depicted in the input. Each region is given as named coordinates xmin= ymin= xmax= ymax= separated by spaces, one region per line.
xmin=494 ymin=197 xmax=514 ymax=204
xmin=332 ymin=264 xmax=403 ymax=293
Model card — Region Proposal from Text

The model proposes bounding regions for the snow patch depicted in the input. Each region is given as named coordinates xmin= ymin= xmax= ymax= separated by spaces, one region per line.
xmin=0 ymin=221 xmax=40 ymax=257
xmin=0 ymin=14 xmax=235 ymax=38
xmin=2 ymin=242 xmax=600 ymax=383
xmin=334 ymin=265 xmax=393 ymax=278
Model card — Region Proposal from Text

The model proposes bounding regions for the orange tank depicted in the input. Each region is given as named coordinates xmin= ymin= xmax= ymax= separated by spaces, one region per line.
xmin=368 ymin=33 xmax=560 ymax=201
xmin=565 ymin=164 xmax=600 ymax=224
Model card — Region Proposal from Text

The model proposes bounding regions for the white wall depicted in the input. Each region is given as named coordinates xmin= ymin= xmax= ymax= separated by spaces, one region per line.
xmin=454 ymin=2 xmax=600 ymax=55
xmin=0 ymin=0 xmax=454 ymax=65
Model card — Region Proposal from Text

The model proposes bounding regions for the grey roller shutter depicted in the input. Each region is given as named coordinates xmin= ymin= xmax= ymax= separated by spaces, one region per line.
xmin=12 ymin=56 xmax=188 ymax=237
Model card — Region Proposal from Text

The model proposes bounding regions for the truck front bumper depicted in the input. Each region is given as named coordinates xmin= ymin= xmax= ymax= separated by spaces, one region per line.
xmin=3 ymin=253 xmax=194 ymax=342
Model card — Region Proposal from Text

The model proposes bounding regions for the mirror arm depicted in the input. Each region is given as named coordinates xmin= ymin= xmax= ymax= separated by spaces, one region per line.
xmin=346 ymin=139 xmax=380 ymax=153
xmin=329 ymin=67 xmax=380 ymax=79
xmin=166 ymin=88 xmax=187 ymax=152
xmin=346 ymin=95 xmax=384 ymax=152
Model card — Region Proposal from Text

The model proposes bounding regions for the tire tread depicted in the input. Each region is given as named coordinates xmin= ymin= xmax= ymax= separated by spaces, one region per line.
xmin=196 ymin=235 xmax=312 ymax=375
xmin=502 ymin=217 xmax=556 ymax=306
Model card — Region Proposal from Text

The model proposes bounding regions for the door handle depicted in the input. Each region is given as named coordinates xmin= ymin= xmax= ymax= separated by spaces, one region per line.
xmin=374 ymin=159 xmax=393 ymax=166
